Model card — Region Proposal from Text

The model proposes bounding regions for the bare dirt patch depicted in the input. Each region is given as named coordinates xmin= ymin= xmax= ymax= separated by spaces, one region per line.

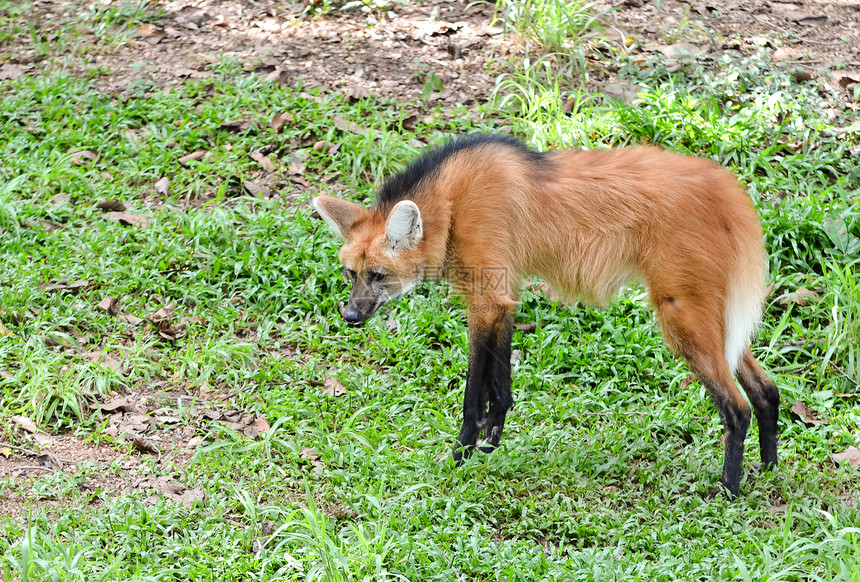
xmin=1 ymin=382 xmax=269 ymax=521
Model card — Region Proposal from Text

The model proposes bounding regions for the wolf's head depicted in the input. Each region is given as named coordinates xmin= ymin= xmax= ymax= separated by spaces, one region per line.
xmin=313 ymin=195 xmax=426 ymax=325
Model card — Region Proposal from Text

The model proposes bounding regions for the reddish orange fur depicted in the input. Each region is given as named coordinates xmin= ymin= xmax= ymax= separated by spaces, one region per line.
xmin=315 ymin=139 xmax=778 ymax=497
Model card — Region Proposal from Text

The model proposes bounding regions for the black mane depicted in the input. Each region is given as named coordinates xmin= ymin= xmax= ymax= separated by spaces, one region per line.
xmin=373 ymin=133 xmax=544 ymax=209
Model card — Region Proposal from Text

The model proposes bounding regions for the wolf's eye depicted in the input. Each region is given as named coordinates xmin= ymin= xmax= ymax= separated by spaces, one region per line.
xmin=369 ymin=271 xmax=386 ymax=283
xmin=343 ymin=268 xmax=357 ymax=283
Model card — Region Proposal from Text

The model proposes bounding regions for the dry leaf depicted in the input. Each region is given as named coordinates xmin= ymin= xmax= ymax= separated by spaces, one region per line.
xmin=36 ymin=452 xmax=63 ymax=471
xmin=139 ymin=23 xmax=157 ymax=36
xmin=178 ymin=150 xmax=207 ymax=165
xmin=322 ymin=376 xmax=347 ymax=397
xmin=132 ymin=434 xmax=159 ymax=454
xmin=603 ymin=82 xmax=645 ymax=104
xmin=266 ymin=67 xmax=292 ymax=86
xmin=100 ymin=396 xmax=137 ymax=413
xmin=71 ymin=150 xmax=99 ymax=165
xmin=0 ymin=369 xmax=12 ymax=378
xmin=790 ymin=400 xmax=828 ymax=426
xmin=300 ymin=446 xmax=325 ymax=470
xmin=243 ymin=179 xmax=273 ymax=198
xmin=678 ymin=374 xmax=696 ymax=391
xmin=119 ymin=314 xmax=144 ymax=326
xmin=97 ymin=200 xmax=127 ymax=212
xmin=83 ymin=350 xmax=123 ymax=372
xmin=514 ymin=322 xmax=537 ymax=334
xmin=0 ymin=63 xmax=32 ymax=80
xmin=154 ymin=177 xmax=170 ymax=195
xmin=12 ymin=415 xmax=40 ymax=434
xmin=343 ymin=84 xmax=370 ymax=101
xmin=25 ymin=218 xmax=63 ymax=232
xmin=97 ymin=296 xmax=120 ymax=317
xmin=655 ymin=43 xmax=705 ymax=58
xmin=243 ymin=416 xmax=271 ymax=438
xmin=779 ymin=287 xmax=820 ymax=306
xmin=50 ymin=193 xmax=70 ymax=206
xmin=147 ymin=304 xmax=175 ymax=323
xmin=105 ymin=212 xmax=150 ymax=228
xmin=249 ymin=150 xmax=277 ymax=172
xmin=253 ymin=519 xmax=276 ymax=554
xmin=218 ymin=118 xmax=254 ymax=132
xmin=270 ymin=111 xmax=294 ymax=133
xmin=44 ymin=280 xmax=89 ymax=293
xmin=787 ymin=12 xmax=828 ymax=26
xmin=156 ymin=320 xmax=187 ymax=340
xmin=179 ymin=486 xmax=205 ymax=507
xmin=332 ymin=115 xmax=368 ymax=135
xmin=832 ymin=446 xmax=860 ymax=467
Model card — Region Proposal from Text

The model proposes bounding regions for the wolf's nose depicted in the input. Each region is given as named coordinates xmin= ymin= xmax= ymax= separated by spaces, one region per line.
xmin=342 ymin=308 xmax=362 ymax=324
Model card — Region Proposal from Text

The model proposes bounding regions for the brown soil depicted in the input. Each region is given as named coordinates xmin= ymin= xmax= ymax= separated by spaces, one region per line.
xmin=1 ymin=0 xmax=858 ymax=521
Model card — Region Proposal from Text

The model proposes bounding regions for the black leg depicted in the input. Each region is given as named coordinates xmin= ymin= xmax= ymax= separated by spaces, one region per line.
xmin=736 ymin=348 xmax=780 ymax=470
xmin=700 ymin=375 xmax=751 ymax=498
xmin=477 ymin=319 xmax=514 ymax=453
xmin=454 ymin=309 xmax=514 ymax=463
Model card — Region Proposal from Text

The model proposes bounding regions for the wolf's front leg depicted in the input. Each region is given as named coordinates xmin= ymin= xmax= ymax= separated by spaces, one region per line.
xmin=453 ymin=307 xmax=514 ymax=463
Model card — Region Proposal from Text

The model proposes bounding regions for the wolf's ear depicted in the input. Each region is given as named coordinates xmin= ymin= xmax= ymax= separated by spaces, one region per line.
xmin=313 ymin=195 xmax=365 ymax=240
xmin=384 ymin=200 xmax=423 ymax=252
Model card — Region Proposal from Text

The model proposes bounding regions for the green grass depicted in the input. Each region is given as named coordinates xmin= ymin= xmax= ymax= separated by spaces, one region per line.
xmin=2 ymin=3 xmax=860 ymax=581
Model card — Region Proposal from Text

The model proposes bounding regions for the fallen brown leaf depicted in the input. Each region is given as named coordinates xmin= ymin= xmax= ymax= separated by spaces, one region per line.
xmin=0 ymin=63 xmax=32 ymax=80
xmin=151 ymin=477 xmax=205 ymax=507
xmin=24 ymin=218 xmax=63 ymax=232
xmin=655 ymin=43 xmax=706 ymax=58
xmin=253 ymin=519 xmax=276 ymax=554
xmin=266 ymin=67 xmax=292 ymax=86
xmin=132 ymin=434 xmax=159 ymax=454
xmin=790 ymin=400 xmax=828 ymax=427
xmin=36 ymin=452 xmax=63 ymax=471
xmin=156 ymin=320 xmax=187 ymax=341
xmin=97 ymin=296 xmax=120 ymax=317
xmin=100 ymin=396 xmax=138 ymax=413
xmin=322 ymin=376 xmax=347 ymax=397
xmin=50 ymin=193 xmax=70 ymax=206
xmin=243 ymin=179 xmax=274 ymax=198
xmin=832 ymin=446 xmax=860 ymax=467
xmin=178 ymin=150 xmax=208 ymax=165
xmin=43 ymin=280 xmax=90 ymax=293
xmin=270 ymin=111 xmax=294 ymax=133
xmin=147 ymin=304 xmax=175 ymax=323
xmin=139 ymin=23 xmax=157 ymax=36
xmin=768 ymin=503 xmax=789 ymax=514
xmin=218 ymin=118 xmax=254 ymax=132
xmin=12 ymin=415 xmax=41 ymax=434
xmin=154 ymin=177 xmax=170 ymax=195
xmin=118 ymin=314 xmax=144 ymax=326
xmin=787 ymin=12 xmax=828 ymax=26
xmin=249 ymin=150 xmax=277 ymax=172
xmin=243 ymin=416 xmax=271 ymax=438
xmin=83 ymin=350 xmax=124 ymax=372
xmin=332 ymin=115 xmax=368 ymax=135
xmin=778 ymin=287 xmax=820 ymax=307
xmin=97 ymin=200 xmax=127 ymax=212
xmin=300 ymin=446 xmax=325 ymax=470
xmin=105 ymin=212 xmax=150 ymax=228
xmin=71 ymin=150 xmax=99 ymax=165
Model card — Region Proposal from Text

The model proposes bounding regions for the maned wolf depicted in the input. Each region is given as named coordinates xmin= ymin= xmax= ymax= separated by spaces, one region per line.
xmin=314 ymin=133 xmax=779 ymax=497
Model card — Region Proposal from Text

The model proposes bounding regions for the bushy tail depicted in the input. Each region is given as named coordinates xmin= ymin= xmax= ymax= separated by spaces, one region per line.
xmin=724 ymin=241 xmax=767 ymax=374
